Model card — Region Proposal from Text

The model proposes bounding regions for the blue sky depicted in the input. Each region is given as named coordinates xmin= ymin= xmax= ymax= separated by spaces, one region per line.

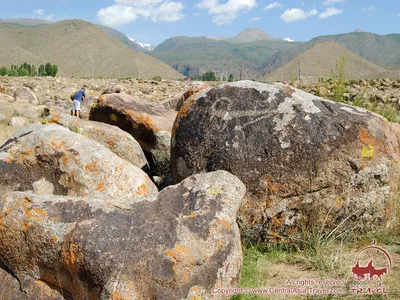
xmin=1 ymin=0 xmax=399 ymax=46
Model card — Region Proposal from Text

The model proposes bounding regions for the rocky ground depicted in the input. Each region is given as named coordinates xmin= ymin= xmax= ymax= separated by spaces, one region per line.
xmin=0 ymin=75 xmax=188 ymax=144
xmin=0 ymin=76 xmax=399 ymax=299
xmin=292 ymin=78 xmax=400 ymax=122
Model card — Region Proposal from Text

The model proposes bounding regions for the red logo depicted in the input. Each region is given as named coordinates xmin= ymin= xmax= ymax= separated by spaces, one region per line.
xmin=351 ymin=240 xmax=392 ymax=282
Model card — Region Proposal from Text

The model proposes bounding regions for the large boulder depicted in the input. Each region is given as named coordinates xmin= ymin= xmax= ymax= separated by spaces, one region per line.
xmin=0 ymin=124 xmax=157 ymax=204
xmin=0 ymin=171 xmax=245 ymax=299
xmin=14 ymin=87 xmax=39 ymax=105
xmin=171 ymin=81 xmax=400 ymax=242
xmin=90 ymin=93 xmax=177 ymax=181
xmin=48 ymin=113 xmax=149 ymax=172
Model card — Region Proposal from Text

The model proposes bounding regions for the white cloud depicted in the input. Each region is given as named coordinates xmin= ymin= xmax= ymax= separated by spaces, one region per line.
xmin=319 ymin=7 xmax=343 ymax=19
xmin=196 ymin=0 xmax=258 ymax=25
xmin=33 ymin=9 xmax=44 ymax=16
xmin=265 ymin=2 xmax=282 ymax=10
xmin=250 ymin=16 xmax=260 ymax=21
xmin=323 ymin=0 xmax=344 ymax=6
xmin=361 ymin=5 xmax=375 ymax=13
xmin=97 ymin=1 xmax=184 ymax=26
xmin=280 ymin=8 xmax=317 ymax=22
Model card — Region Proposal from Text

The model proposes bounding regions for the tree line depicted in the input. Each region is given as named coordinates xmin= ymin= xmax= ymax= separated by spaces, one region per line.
xmin=192 ymin=71 xmax=234 ymax=82
xmin=0 ymin=62 xmax=58 ymax=77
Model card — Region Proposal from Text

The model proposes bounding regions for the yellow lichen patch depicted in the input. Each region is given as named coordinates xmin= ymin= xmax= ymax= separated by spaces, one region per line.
xmin=136 ymin=184 xmax=148 ymax=196
xmin=208 ymin=186 xmax=222 ymax=195
xmin=52 ymin=236 xmax=58 ymax=243
xmin=362 ymin=145 xmax=375 ymax=158
xmin=215 ymin=219 xmax=231 ymax=232
xmin=96 ymin=182 xmax=105 ymax=192
xmin=110 ymin=113 xmax=118 ymax=122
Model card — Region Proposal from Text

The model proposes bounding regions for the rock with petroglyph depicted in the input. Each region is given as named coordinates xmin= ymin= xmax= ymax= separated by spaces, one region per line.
xmin=89 ymin=93 xmax=177 ymax=181
xmin=0 ymin=171 xmax=245 ymax=299
xmin=48 ymin=113 xmax=149 ymax=172
xmin=0 ymin=124 xmax=157 ymax=203
xmin=171 ymin=80 xmax=400 ymax=242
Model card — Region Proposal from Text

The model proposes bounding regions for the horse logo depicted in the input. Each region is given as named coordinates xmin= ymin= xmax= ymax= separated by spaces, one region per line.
xmin=351 ymin=240 xmax=392 ymax=282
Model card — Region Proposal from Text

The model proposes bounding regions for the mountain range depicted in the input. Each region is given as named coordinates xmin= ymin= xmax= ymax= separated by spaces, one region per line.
xmin=260 ymin=42 xmax=392 ymax=82
xmin=0 ymin=20 xmax=182 ymax=79
xmin=0 ymin=18 xmax=399 ymax=81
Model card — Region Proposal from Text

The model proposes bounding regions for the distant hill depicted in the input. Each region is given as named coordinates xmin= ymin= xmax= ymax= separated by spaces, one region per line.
xmin=261 ymin=32 xmax=400 ymax=76
xmin=0 ymin=18 xmax=51 ymax=26
xmin=151 ymin=36 xmax=297 ymax=79
xmin=385 ymin=33 xmax=400 ymax=45
xmin=260 ymin=42 xmax=391 ymax=82
xmin=227 ymin=28 xmax=276 ymax=43
xmin=0 ymin=20 xmax=182 ymax=79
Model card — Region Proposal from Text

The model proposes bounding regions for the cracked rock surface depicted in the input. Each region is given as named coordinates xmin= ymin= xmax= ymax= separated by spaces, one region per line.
xmin=0 ymin=171 xmax=245 ymax=299
xmin=171 ymin=80 xmax=400 ymax=242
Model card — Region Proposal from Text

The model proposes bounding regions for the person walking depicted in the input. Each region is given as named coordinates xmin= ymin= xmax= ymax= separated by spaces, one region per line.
xmin=72 ymin=85 xmax=86 ymax=118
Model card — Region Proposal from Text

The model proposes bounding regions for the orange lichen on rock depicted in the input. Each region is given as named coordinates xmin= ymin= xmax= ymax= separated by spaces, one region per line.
xmin=107 ymin=140 xmax=116 ymax=149
xmin=270 ymin=216 xmax=284 ymax=229
xmin=85 ymin=161 xmax=99 ymax=172
xmin=216 ymin=219 xmax=231 ymax=232
xmin=136 ymin=184 xmax=148 ymax=196
xmin=62 ymin=243 xmax=83 ymax=273
xmin=164 ymin=244 xmax=195 ymax=282
xmin=24 ymin=207 xmax=48 ymax=232
xmin=109 ymin=291 xmax=124 ymax=300
xmin=134 ymin=114 xmax=160 ymax=133
xmin=51 ymin=114 xmax=60 ymax=123
xmin=177 ymin=96 xmax=198 ymax=120
xmin=261 ymin=174 xmax=280 ymax=194
xmin=96 ymin=182 xmax=105 ymax=192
